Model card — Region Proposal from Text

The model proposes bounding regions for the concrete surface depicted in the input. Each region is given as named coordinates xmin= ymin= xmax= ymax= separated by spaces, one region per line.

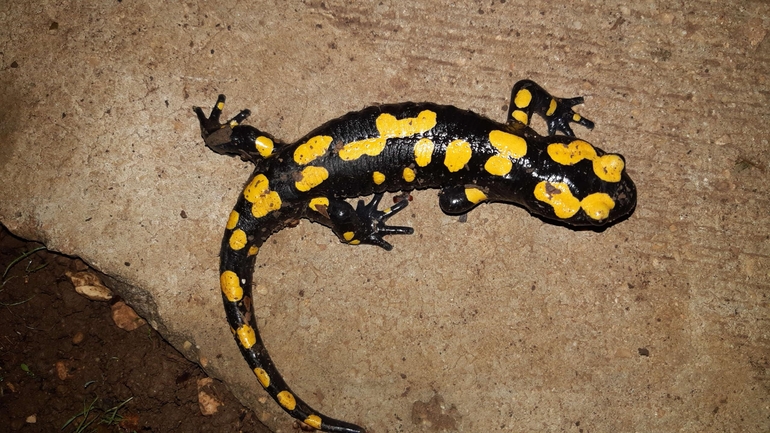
xmin=1 ymin=1 xmax=768 ymax=432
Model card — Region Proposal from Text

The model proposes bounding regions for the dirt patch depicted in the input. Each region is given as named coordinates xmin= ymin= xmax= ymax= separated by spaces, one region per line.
xmin=0 ymin=226 xmax=271 ymax=432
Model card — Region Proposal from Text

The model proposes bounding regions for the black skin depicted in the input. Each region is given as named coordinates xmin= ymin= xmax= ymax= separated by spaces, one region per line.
xmin=193 ymin=80 xmax=636 ymax=433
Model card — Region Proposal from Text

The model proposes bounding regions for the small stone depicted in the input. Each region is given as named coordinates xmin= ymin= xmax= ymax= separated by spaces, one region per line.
xmin=111 ymin=301 xmax=146 ymax=331
xmin=197 ymin=378 xmax=222 ymax=415
xmin=65 ymin=270 xmax=113 ymax=301
xmin=55 ymin=361 xmax=69 ymax=380
xmin=72 ymin=331 xmax=85 ymax=344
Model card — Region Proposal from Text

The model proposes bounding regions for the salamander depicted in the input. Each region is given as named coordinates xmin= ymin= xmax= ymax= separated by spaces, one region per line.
xmin=194 ymin=80 xmax=636 ymax=433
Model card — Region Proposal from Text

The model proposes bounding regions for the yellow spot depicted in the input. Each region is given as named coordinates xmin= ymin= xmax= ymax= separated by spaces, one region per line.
xmin=339 ymin=111 xmax=437 ymax=161
xmin=226 ymin=210 xmax=239 ymax=230
xmin=402 ymin=167 xmax=416 ymax=182
xmin=350 ymin=240 xmax=361 ymax=245
xmin=548 ymin=140 xmax=624 ymax=183
xmin=277 ymin=391 xmax=297 ymax=410
xmin=593 ymin=154 xmax=624 ymax=183
xmin=237 ymin=325 xmax=257 ymax=349
xmin=294 ymin=135 xmax=332 ymax=165
xmin=339 ymin=137 xmax=386 ymax=161
xmin=255 ymin=136 xmax=274 ymax=158
xmin=229 ymin=229 xmax=247 ymax=251
xmin=343 ymin=231 xmax=355 ymax=241
xmin=581 ymin=193 xmax=616 ymax=221
xmin=414 ymin=138 xmax=435 ymax=167
xmin=489 ymin=130 xmax=527 ymax=159
xmin=243 ymin=174 xmax=282 ymax=218
xmin=309 ymin=197 xmax=330 ymax=212
xmin=444 ymin=139 xmax=472 ymax=172
xmin=514 ymin=88 xmax=532 ymax=108
xmin=229 ymin=120 xmax=239 ymax=128
xmin=548 ymin=140 xmax=597 ymax=165
xmin=220 ymin=271 xmax=243 ymax=302
xmin=295 ymin=166 xmax=329 ymax=192
xmin=465 ymin=188 xmax=487 ymax=204
xmin=253 ymin=368 xmax=270 ymax=388
xmin=304 ymin=415 xmax=322 ymax=429
xmin=546 ymin=99 xmax=557 ymax=116
xmin=534 ymin=181 xmax=580 ymax=219
xmin=216 ymin=101 xmax=225 ymax=111
xmin=511 ymin=110 xmax=528 ymax=125
xmin=484 ymin=154 xmax=513 ymax=176
xmin=373 ymin=171 xmax=386 ymax=185
xmin=572 ymin=113 xmax=582 ymax=122
xmin=377 ymin=110 xmax=437 ymax=137
xmin=247 ymin=245 xmax=259 ymax=256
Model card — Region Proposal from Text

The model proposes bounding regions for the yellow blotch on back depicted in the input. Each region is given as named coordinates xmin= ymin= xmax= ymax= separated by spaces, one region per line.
xmin=580 ymin=193 xmax=616 ymax=221
xmin=373 ymin=171 xmax=386 ymax=185
xmin=534 ymin=182 xmax=618 ymax=221
xmin=255 ymin=136 xmax=274 ymax=158
xmin=547 ymin=140 xmax=624 ymax=183
xmin=295 ymin=166 xmax=329 ymax=192
xmin=548 ymin=140 xmax=597 ymax=165
xmin=247 ymin=245 xmax=259 ymax=256
xmin=534 ymin=181 xmax=580 ymax=219
xmin=489 ymin=130 xmax=527 ymax=159
xmin=229 ymin=229 xmax=247 ymax=251
xmin=277 ymin=390 xmax=297 ymax=411
xmin=444 ymin=139 xmax=472 ymax=172
xmin=226 ymin=210 xmax=239 ymax=230
xmin=253 ymin=368 xmax=270 ymax=388
xmin=309 ymin=197 xmax=330 ymax=212
xmin=377 ymin=110 xmax=437 ymax=137
xmin=485 ymin=130 xmax=527 ymax=176
xmin=340 ymin=111 xmax=437 ymax=161
xmin=236 ymin=325 xmax=257 ymax=349
xmin=593 ymin=154 xmax=624 ymax=183
xmin=243 ymin=174 xmax=282 ymax=218
xmin=220 ymin=270 xmax=243 ymax=302
xmin=413 ymin=138 xmax=434 ymax=167
xmin=338 ymin=137 xmax=387 ymax=161
xmin=304 ymin=415 xmax=322 ymax=429
xmin=402 ymin=167 xmax=416 ymax=182
xmin=294 ymin=135 xmax=332 ymax=165
xmin=484 ymin=155 xmax=513 ymax=176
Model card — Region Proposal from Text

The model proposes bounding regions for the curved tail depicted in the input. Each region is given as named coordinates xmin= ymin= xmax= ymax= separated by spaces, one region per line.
xmin=218 ymin=196 xmax=366 ymax=433
xmin=196 ymin=96 xmax=366 ymax=432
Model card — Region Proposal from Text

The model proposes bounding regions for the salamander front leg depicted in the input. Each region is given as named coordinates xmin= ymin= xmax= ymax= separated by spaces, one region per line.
xmin=507 ymin=80 xmax=595 ymax=136
xmin=326 ymin=194 xmax=414 ymax=251
xmin=193 ymin=94 xmax=278 ymax=163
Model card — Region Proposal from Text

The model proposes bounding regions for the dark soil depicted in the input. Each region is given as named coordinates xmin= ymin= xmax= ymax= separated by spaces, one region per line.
xmin=0 ymin=226 xmax=272 ymax=433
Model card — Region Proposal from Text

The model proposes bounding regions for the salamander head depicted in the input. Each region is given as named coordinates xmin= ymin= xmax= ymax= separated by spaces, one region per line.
xmin=524 ymin=151 xmax=637 ymax=228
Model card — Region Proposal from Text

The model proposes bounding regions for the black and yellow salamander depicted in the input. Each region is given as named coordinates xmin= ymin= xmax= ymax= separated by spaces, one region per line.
xmin=194 ymin=80 xmax=636 ymax=433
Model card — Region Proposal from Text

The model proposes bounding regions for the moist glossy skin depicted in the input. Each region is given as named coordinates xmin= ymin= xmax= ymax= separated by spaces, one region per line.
xmin=194 ymin=80 xmax=636 ymax=433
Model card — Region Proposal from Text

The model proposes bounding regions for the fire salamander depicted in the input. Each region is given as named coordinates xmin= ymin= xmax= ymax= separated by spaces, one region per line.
xmin=194 ymin=80 xmax=636 ymax=433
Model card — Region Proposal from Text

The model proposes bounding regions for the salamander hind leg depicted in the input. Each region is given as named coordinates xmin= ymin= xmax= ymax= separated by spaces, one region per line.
xmin=507 ymin=80 xmax=595 ymax=137
xmin=438 ymin=184 xmax=489 ymax=215
xmin=325 ymin=193 xmax=414 ymax=251
xmin=193 ymin=94 xmax=278 ymax=163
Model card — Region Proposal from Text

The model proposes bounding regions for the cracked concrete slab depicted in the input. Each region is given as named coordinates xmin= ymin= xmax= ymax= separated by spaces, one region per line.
xmin=1 ymin=1 xmax=768 ymax=432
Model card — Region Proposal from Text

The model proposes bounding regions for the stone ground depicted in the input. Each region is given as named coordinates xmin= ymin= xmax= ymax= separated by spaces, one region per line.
xmin=1 ymin=1 xmax=768 ymax=432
